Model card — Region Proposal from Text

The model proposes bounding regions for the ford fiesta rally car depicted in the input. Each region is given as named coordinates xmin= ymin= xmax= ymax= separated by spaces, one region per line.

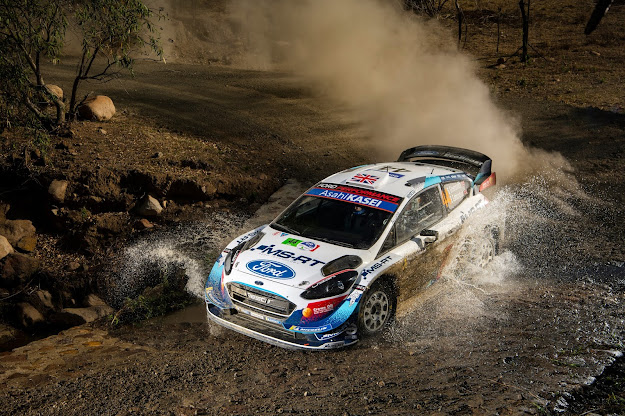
xmin=204 ymin=145 xmax=498 ymax=350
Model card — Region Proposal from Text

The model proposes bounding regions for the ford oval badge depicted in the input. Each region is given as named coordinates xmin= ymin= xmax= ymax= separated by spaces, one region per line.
xmin=254 ymin=280 xmax=264 ymax=286
xmin=246 ymin=260 xmax=295 ymax=279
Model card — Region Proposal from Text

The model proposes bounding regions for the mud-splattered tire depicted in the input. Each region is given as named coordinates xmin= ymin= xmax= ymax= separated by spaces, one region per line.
xmin=357 ymin=279 xmax=397 ymax=337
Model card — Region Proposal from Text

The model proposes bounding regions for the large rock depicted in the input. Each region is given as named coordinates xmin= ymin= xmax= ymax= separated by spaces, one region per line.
xmin=136 ymin=195 xmax=163 ymax=216
xmin=0 ymin=324 xmax=21 ymax=348
xmin=0 ymin=235 xmax=13 ymax=260
xmin=0 ymin=219 xmax=36 ymax=246
xmin=77 ymin=95 xmax=116 ymax=121
xmin=17 ymin=302 xmax=45 ymax=328
xmin=0 ymin=253 xmax=40 ymax=286
xmin=0 ymin=203 xmax=9 ymax=223
xmin=46 ymin=84 xmax=63 ymax=100
xmin=48 ymin=179 xmax=69 ymax=203
xmin=52 ymin=305 xmax=114 ymax=326
xmin=16 ymin=235 xmax=37 ymax=252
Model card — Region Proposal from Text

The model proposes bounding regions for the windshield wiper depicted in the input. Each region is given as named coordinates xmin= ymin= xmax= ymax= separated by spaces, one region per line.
xmin=309 ymin=235 xmax=356 ymax=248
xmin=271 ymin=223 xmax=301 ymax=236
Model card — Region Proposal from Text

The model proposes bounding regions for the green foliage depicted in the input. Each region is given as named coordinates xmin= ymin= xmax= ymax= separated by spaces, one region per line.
xmin=109 ymin=278 xmax=196 ymax=327
xmin=0 ymin=0 xmax=163 ymax=129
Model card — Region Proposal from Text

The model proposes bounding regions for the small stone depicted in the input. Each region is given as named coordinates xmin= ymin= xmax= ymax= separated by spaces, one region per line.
xmin=378 ymin=381 xmax=386 ymax=387
xmin=136 ymin=195 xmax=163 ymax=216
xmin=590 ymin=50 xmax=600 ymax=56
xmin=303 ymin=391 xmax=310 ymax=397
xmin=35 ymin=290 xmax=55 ymax=310
xmin=0 ymin=235 xmax=14 ymax=260
xmin=134 ymin=218 xmax=154 ymax=230
xmin=98 ymin=127 xmax=107 ymax=135
xmin=49 ymin=179 xmax=69 ymax=203
xmin=17 ymin=302 xmax=44 ymax=328
xmin=152 ymin=152 xmax=163 ymax=158
xmin=67 ymin=261 xmax=81 ymax=271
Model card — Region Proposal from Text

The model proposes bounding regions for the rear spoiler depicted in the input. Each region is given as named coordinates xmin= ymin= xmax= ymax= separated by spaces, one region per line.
xmin=397 ymin=145 xmax=493 ymax=186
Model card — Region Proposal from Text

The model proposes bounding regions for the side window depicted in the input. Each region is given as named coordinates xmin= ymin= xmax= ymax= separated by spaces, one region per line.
xmin=395 ymin=187 xmax=445 ymax=243
xmin=442 ymin=180 xmax=471 ymax=211
xmin=379 ymin=225 xmax=396 ymax=255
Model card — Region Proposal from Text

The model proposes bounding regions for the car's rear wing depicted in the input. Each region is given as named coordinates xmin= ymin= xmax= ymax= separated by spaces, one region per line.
xmin=397 ymin=145 xmax=494 ymax=187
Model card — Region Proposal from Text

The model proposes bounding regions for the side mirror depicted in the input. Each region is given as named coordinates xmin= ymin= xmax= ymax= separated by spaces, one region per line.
xmin=420 ymin=229 xmax=438 ymax=244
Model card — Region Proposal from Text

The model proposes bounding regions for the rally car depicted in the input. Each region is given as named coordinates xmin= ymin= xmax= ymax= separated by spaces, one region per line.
xmin=204 ymin=145 xmax=498 ymax=349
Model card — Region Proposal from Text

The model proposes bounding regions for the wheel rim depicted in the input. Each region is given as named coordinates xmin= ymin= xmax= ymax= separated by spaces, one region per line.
xmin=474 ymin=239 xmax=495 ymax=268
xmin=361 ymin=290 xmax=390 ymax=333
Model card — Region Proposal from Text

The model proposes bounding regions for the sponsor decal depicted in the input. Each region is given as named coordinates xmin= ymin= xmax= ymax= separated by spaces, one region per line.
xmin=361 ymin=255 xmax=393 ymax=278
xmin=439 ymin=173 xmax=469 ymax=183
xmin=347 ymin=289 xmax=363 ymax=306
xmin=250 ymin=244 xmax=325 ymax=267
xmin=282 ymin=238 xmax=320 ymax=252
xmin=289 ymin=324 xmax=331 ymax=333
xmin=350 ymin=173 xmax=379 ymax=184
xmin=305 ymin=296 xmax=347 ymax=318
xmin=247 ymin=292 xmax=269 ymax=304
xmin=371 ymin=165 xmax=410 ymax=179
xmin=245 ymin=260 xmax=296 ymax=279
xmin=272 ymin=231 xmax=289 ymax=237
xmin=305 ymin=188 xmax=400 ymax=213
xmin=315 ymin=328 xmax=346 ymax=341
xmin=235 ymin=229 xmax=261 ymax=245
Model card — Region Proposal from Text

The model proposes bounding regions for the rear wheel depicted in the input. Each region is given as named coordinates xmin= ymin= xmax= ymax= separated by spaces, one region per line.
xmin=357 ymin=279 xmax=396 ymax=336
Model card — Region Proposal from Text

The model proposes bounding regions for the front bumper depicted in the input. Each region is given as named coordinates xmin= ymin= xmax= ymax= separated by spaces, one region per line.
xmin=205 ymin=302 xmax=358 ymax=350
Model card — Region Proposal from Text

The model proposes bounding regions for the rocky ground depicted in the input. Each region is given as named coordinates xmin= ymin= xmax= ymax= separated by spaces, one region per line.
xmin=1 ymin=0 xmax=624 ymax=414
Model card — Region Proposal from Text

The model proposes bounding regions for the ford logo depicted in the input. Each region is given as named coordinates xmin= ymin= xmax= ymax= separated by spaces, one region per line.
xmin=246 ymin=260 xmax=295 ymax=279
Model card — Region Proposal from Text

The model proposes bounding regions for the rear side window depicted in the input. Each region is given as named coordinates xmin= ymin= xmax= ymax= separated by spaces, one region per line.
xmin=442 ymin=180 xmax=470 ymax=211
xmin=395 ymin=186 xmax=445 ymax=244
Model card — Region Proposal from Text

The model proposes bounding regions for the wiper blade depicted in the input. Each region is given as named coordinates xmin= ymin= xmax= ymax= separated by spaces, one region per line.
xmin=310 ymin=235 xmax=355 ymax=248
xmin=271 ymin=223 xmax=300 ymax=236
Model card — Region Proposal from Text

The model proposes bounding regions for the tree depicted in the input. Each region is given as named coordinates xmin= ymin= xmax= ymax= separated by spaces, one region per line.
xmin=0 ymin=0 xmax=68 ymax=129
xmin=0 ymin=0 xmax=162 ymax=131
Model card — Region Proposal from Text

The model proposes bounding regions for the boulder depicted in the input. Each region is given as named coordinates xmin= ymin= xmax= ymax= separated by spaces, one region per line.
xmin=46 ymin=84 xmax=63 ymax=100
xmin=16 ymin=235 xmax=37 ymax=253
xmin=54 ymin=305 xmax=113 ymax=325
xmin=17 ymin=302 xmax=45 ymax=328
xmin=0 ymin=235 xmax=13 ymax=260
xmin=35 ymin=289 xmax=55 ymax=310
xmin=0 ymin=324 xmax=20 ymax=348
xmin=0 ymin=203 xmax=9 ymax=223
xmin=0 ymin=219 xmax=36 ymax=246
xmin=136 ymin=195 xmax=163 ymax=216
xmin=0 ymin=253 xmax=40 ymax=286
xmin=48 ymin=179 xmax=69 ymax=203
xmin=85 ymin=294 xmax=108 ymax=307
xmin=77 ymin=95 xmax=116 ymax=121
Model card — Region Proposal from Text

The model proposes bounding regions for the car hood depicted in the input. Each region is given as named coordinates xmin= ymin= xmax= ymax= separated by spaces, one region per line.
xmin=229 ymin=228 xmax=367 ymax=289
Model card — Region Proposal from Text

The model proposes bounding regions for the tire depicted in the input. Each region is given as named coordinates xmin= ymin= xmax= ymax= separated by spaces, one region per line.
xmin=357 ymin=279 xmax=397 ymax=337
xmin=445 ymin=228 xmax=498 ymax=278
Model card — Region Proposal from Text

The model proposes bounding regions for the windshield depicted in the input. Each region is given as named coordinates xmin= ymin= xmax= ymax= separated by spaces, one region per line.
xmin=272 ymin=184 xmax=402 ymax=249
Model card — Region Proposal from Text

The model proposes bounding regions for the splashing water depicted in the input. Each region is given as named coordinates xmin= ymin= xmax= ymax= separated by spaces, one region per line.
xmin=108 ymin=212 xmax=248 ymax=306
xmin=389 ymin=174 xmax=624 ymax=351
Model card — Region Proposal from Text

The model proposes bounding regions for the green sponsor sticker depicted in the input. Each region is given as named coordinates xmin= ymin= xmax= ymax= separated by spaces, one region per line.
xmin=282 ymin=238 xmax=302 ymax=247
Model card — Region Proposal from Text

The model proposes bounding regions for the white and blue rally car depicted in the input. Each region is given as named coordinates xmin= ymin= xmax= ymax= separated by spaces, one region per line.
xmin=204 ymin=145 xmax=498 ymax=349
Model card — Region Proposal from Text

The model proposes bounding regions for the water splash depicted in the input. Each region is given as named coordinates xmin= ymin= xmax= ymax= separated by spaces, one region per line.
xmin=108 ymin=212 xmax=248 ymax=306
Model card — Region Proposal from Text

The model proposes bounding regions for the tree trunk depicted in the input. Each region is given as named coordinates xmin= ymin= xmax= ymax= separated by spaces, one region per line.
xmin=519 ymin=0 xmax=529 ymax=62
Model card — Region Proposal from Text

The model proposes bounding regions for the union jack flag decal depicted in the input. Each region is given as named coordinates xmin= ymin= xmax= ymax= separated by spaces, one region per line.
xmin=350 ymin=174 xmax=379 ymax=184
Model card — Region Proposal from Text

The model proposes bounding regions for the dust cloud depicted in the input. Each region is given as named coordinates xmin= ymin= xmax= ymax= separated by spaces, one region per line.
xmin=226 ymin=0 xmax=569 ymax=183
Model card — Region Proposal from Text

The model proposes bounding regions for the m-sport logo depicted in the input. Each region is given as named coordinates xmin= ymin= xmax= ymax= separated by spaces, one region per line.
xmin=246 ymin=260 xmax=295 ymax=279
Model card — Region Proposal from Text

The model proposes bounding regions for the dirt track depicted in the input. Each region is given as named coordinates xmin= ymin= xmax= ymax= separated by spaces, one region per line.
xmin=1 ymin=58 xmax=624 ymax=414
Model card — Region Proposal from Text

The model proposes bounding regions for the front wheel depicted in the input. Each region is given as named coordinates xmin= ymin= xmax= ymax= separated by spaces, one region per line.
xmin=357 ymin=279 xmax=397 ymax=337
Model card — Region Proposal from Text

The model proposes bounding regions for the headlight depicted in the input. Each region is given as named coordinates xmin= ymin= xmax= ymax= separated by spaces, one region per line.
xmin=224 ymin=232 xmax=264 ymax=275
xmin=301 ymin=270 xmax=359 ymax=300
xmin=321 ymin=255 xmax=362 ymax=276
